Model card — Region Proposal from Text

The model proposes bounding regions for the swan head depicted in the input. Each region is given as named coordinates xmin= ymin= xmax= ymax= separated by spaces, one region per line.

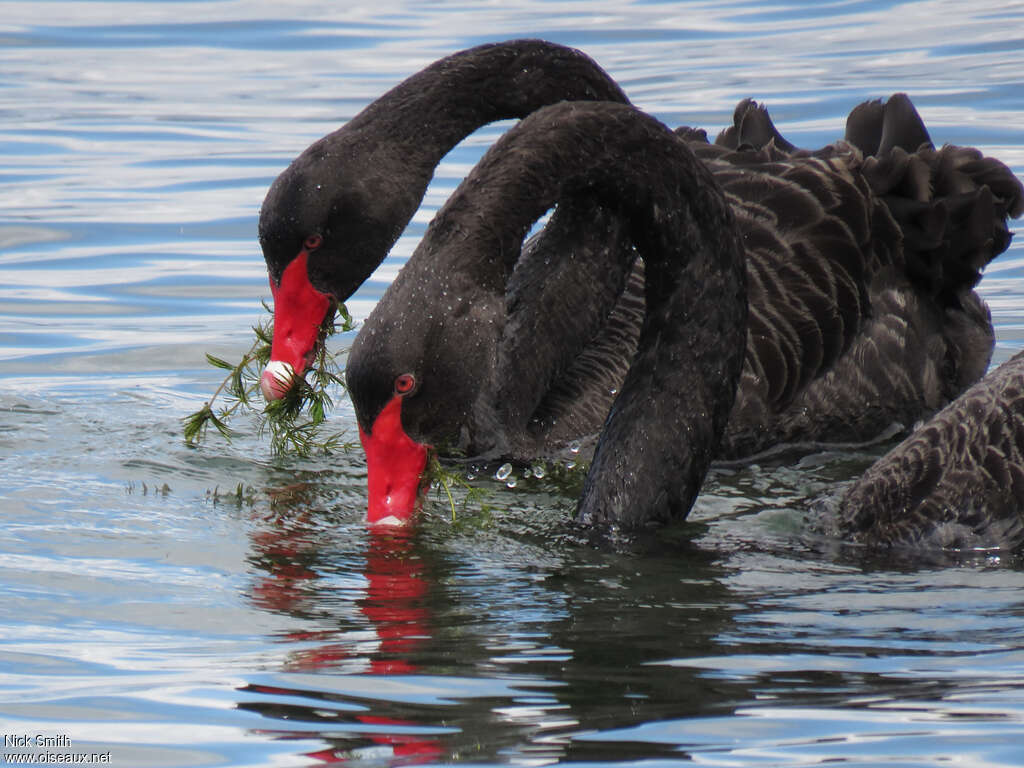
xmin=258 ymin=134 xmax=426 ymax=401
xmin=345 ymin=263 xmax=504 ymax=523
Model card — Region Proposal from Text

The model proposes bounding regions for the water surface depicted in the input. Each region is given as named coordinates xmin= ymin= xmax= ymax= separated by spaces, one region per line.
xmin=3 ymin=1 xmax=1024 ymax=766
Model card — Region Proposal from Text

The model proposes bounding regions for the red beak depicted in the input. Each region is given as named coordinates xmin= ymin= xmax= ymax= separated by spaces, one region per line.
xmin=359 ymin=396 xmax=430 ymax=525
xmin=261 ymin=249 xmax=333 ymax=401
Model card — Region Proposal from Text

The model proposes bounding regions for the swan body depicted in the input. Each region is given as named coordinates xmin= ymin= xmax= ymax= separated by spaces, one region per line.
xmin=684 ymin=96 xmax=1022 ymax=458
xmin=345 ymin=97 xmax=1024 ymax=546
xmin=498 ymin=94 xmax=1022 ymax=462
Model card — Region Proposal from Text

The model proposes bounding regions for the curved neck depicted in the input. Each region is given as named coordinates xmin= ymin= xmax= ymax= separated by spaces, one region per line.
xmin=428 ymin=102 xmax=749 ymax=530
xmin=344 ymin=40 xmax=630 ymax=171
xmin=325 ymin=41 xmax=629 ymax=286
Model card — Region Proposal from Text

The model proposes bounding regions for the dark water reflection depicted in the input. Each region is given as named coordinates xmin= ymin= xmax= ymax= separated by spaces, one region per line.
xmin=223 ymin=481 xmax=1024 ymax=765
xmin=3 ymin=0 xmax=1024 ymax=765
xmin=236 ymin=501 xmax=739 ymax=764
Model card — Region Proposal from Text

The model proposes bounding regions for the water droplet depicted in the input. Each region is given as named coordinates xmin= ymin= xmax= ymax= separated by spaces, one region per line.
xmin=465 ymin=472 xmax=476 ymax=481
xmin=532 ymin=463 xmax=546 ymax=479
xmin=495 ymin=462 xmax=513 ymax=481
xmin=506 ymin=477 xmax=518 ymax=489
xmin=566 ymin=460 xmax=577 ymax=470
xmin=568 ymin=440 xmax=581 ymax=454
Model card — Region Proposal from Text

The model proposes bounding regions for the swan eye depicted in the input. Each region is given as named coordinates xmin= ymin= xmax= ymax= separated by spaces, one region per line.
xmin=304 ymin=233 xmax=323 ymax=251
xmin=394 ymin=373 xmax=417 ymax=396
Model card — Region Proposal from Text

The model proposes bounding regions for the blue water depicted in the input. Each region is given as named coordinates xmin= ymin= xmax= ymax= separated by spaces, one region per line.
xmin=3 ymin=1 xmax=1024 ymax=766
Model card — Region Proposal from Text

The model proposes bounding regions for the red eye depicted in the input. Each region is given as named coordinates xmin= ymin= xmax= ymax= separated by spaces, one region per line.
xmin=394 ymin=373 xmax=416 ymax=395
xmin=304 ymin=233 xmax=323 ymax=251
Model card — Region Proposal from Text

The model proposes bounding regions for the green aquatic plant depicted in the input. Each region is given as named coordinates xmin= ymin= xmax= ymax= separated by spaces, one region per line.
xmin=427 ymin=455 xmax=492 ymax=521
xmin=183 ymin=302 xmax=506 ymax=514
xmin=204 ymin=483 xmax=259 ymax=507
xmin=183 ymin=302 xmax=356 ymax=457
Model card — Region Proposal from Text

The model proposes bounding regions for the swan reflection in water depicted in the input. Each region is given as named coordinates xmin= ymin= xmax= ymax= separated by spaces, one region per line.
xmin=242 ymin=493 xmax=442 ymax=764
xmin=235 ymin=484 xmax=748 ymax=765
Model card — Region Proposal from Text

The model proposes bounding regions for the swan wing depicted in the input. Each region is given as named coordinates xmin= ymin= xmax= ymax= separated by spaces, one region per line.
xmin=838 ymin=350 xmax=1024 ymax=551
xmin=689 ymin=96 xmax=1023 ymax=457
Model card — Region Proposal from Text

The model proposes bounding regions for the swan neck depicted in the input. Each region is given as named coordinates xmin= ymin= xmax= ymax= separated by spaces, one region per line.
xmin=344 ymin=40 xmax=628 ymax=170
xmin=440 ymin=102 xmax=747 ymax=528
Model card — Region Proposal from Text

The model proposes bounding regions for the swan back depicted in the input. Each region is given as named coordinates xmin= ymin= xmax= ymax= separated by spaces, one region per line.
xmin=681 ymin=96 xmax=1023 ymax=457
xmin=839 ymin=351 xmax=1024 ymax=551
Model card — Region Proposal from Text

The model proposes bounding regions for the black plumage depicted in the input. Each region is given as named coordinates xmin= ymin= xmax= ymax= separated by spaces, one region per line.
xmin=258 ymin=40 xmax=1024 ymax=546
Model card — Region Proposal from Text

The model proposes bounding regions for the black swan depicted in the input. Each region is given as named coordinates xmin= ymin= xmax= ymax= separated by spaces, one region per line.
xmin=347 ymin=101 xmax=747 ymax=529
xmin=256 ymin=40 xmax=1023 ymax=542
xmin=258 ymin=40 xmax=629 ymax=397
xmin=344 ymin=100 xmax=1024 ymax=548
